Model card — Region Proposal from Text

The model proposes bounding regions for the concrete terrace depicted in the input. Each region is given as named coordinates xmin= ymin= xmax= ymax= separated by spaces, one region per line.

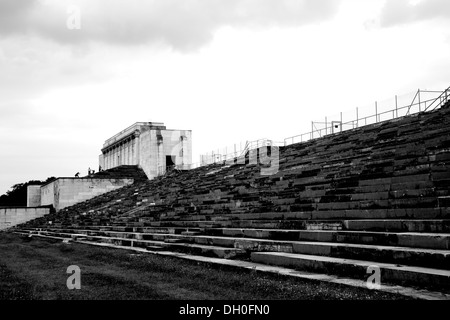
xmin=11 ymin=101 xmax=450 ymax=298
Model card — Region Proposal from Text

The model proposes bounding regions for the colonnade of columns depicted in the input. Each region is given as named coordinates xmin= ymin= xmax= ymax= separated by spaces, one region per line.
xmin=102 ymin=133 xmax=139 ymax=170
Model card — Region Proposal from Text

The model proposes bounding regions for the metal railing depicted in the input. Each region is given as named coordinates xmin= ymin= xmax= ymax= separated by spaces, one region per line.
xmin=176 ymin=86 xmax=450 ymax=172
xmin=197 ymin=138 xmax=283 ymax=167
xmin=284 ymin=87 xmax=450 ymax=146
xmin=423 ymin=86 xmax=450 ymax=112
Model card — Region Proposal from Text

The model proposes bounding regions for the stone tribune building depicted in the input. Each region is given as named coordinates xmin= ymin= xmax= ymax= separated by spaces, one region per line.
xmin=99 ymin=122 xmax=192 ymax=179
xmin=17 ymin=121 xmax=192 ymax=216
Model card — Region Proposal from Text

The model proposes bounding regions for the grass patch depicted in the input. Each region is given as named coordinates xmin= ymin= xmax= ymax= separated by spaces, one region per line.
xmin=0 ymin=232 xmax=413 ymax=300
xmin=0 ymin=264 xmax=36 ymax=300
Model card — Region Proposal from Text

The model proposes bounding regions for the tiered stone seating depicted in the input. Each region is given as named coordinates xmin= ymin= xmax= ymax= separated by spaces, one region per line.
xmin=14 ymin=104 xmax=450 ymax=293
xmin=90 ymin=165 xmax=149 ymax=182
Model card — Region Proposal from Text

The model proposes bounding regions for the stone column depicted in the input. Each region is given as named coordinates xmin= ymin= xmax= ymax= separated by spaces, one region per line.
xmin=114 ymin=146 xmax=117 ymax=167
xmin=120 ymin=143 xmax=124 ymax=166
xmin=124 ymin=142 xmax=127 ymax=165
xmin=122 ymin=143 xmax=125 ymax=166
xmin=127 ymin=140 xmax=131 ymax=165
xmin=130 ymin=140 xmax=133 ymax=164
xmin=119 ymin=143 xmax=123 ymax=166
xmin=135 ymin=131 xmax=141 ymax=166
xmin=131 ymin=138 xmax=136 ymax=164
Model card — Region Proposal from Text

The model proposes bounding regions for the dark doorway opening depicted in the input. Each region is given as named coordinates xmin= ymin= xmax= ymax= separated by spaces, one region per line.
xmin=166 ymin=155 xmax=176 ymax=170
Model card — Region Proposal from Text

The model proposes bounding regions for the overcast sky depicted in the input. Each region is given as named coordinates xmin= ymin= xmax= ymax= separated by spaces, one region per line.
xmin=1 ymin=0 xmax=449 ymax=195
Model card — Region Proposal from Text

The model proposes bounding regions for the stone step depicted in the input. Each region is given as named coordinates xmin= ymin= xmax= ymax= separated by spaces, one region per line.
xmin=37 ymin=220 xmax=345 ymax=232
xmin=263 ymin=196 xmax=439 ymax=209
xmin=344 ymin=219 xmax=450 ymax=232
xmin=44 ymin=225 xmax=205 ymax=235
xmin=115 ymin=231 xmax=450 ymax=268
xmin=89 ymin=229 xmax=450 ymax=269
xmin=163 ymin=238 xmax=186 ymax=244
xmin=116 ymin=238 xmax=246 ymax=259
xmin=149 ymin=210 xmax=450 ymax=228
xmin=145 ymin=245 xmax=165 ymax=251
xmin=27 ymin=228 xmax=450 ymax=268
xmin=180 ymin=231 xmax=202 ymax=236
xmin=204 ymin=228 xmax=450 ymax=250
xmin=311 ymin=208 xmax=450 ymax=220
xmin=24 ymin=228 xmax=450 ymax=250
xmin=30 ymin=216 xmax=450 ymax=236
xmin=153 ymin=207 xmax=450 ymax=222
xmin=250 ymin=252 xmax=450 ymax=290
xmin=21 ymin=229 xmax=245 ymax=259
xmin=65 ymin=237 xmax=450 ymax=300
xmin=291 ymin=241 xmax=450 ymax=269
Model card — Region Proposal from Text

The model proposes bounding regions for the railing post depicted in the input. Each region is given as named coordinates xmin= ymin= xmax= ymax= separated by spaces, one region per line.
xmin=340 ymin=112 xmax=343 ymax=132
xmin=418 ymin=89 xmax=421 ymax=112
xmin=325 ymin=117 xmax=327 ymax=135
xmin=395 ymin=95 xmax=398 ymax=118
xmin=356 ymin=107 xmax=359 ymax=128
xmin=311 ymin=121 xmax=313 ymax=140
xmin=375 ymin=101 xmax=378 ymax=122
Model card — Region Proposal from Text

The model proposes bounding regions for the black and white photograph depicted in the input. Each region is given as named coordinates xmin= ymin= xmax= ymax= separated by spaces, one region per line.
xmin=0 ymin=0 xmax=449 ymax=314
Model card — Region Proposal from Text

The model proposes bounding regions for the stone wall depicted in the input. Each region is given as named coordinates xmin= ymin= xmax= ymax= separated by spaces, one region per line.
xmin=138 ymin=128 xmax=192 ymax=179
xmin=26 ymin=185 xmax=41 ymax=207
xmin=100 ymin=122 xmax=192 ymax=180
xmin=162 ymin=129 xmax=192 ymax=169
xmin=40 ymin=178 xmax=134 ymax=211
xmin=0 ymin=207 xmax=50 ymax=230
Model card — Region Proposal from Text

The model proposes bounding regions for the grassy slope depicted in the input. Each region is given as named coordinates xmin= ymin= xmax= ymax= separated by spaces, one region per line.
xmin=0 ymin=232 xmax=412 ymax=300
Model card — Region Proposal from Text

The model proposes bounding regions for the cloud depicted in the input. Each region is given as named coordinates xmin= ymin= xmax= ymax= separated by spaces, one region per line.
xmin=0 ymin=34 xmax=115 ymax=102
xmin=0 ymin=0 xmax=342 ymax=51
xmin=0 ymin=0 xmax=35 ymax=34
xmin=380 ymin=0 xmax=450 ymax=27
xmin=0 ymin=101 xmax=36 ymax=124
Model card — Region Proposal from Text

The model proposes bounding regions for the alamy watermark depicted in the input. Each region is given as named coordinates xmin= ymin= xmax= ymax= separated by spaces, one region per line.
xmin=66 ymin=5 xmax=81 ymax=30
xmin=224 ymin=146 xmax=280 ymax=176
xmin=366 ymin=265 xmax=381 ymax=290
xmin=168 ymin=132 xmax=280 ymax=176
xmin=66 ymin=265 xmax=81 ymax=289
